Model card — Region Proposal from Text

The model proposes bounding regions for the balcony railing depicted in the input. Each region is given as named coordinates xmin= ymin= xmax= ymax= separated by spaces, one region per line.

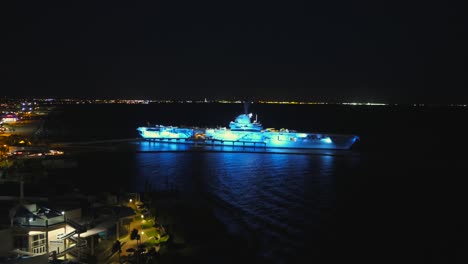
xmin=16 ymin=215 xmax=65 ymax=227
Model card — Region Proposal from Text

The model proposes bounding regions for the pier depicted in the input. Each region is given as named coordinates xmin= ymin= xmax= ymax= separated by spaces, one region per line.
xmin=50 ymin=138 xmax=142 ymax=147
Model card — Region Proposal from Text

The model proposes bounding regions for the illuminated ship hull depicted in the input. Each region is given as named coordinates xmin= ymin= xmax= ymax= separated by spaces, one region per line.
xmin=204 ymin=129 xmax=359 ymax=150
xmin=137 ymin=113 xmax=359 ymax=150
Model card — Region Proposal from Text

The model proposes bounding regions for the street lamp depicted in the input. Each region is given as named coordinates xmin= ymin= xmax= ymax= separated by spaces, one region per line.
xmin=62 ymin=211 xmax=67 ymax=253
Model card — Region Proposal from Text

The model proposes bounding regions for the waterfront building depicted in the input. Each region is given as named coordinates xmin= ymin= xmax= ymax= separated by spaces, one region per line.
xmin=0 ymin=192 xmax=137 ymax=263
xmin=0 ymin=114 xmax=18 ymax=124
xmin=0 ymin=201 xmax=87 ymax=262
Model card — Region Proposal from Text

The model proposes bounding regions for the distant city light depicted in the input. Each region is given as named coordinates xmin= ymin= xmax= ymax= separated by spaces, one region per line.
xmin=1 ymin=97 xmax=466 ymax=107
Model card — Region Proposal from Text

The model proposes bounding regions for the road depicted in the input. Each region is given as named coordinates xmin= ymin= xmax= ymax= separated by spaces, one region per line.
xmin=105 ymin=203 xmax=161 ymax=264
xmin=0 ymin=119 xmax=43 ymax=138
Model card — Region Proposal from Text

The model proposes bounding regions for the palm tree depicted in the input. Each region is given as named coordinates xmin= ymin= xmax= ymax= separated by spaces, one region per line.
xmin=130 ymin=228 xmax=139 ymax=241
xmin=112 ymin=240 xmax=122 ymax=262
xmin=0 ymin=144 xmax=7 ymax=157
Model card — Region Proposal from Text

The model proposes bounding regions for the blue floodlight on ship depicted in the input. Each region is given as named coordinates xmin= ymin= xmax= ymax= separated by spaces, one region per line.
xmin=137 ymin=112 xmax=360 ymax=150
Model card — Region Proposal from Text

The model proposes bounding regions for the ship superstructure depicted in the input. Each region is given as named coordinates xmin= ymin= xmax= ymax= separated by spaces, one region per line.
xmin=137 ymin=113 xmax=359 ymax=150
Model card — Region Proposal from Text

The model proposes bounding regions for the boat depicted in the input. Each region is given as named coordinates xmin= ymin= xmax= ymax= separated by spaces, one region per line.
xmin=137 ymin=113 xmax=360 ymax=150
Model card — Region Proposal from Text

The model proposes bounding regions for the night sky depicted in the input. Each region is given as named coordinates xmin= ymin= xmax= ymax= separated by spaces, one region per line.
xmin=1 ymin=1 xmax=466 ymax=103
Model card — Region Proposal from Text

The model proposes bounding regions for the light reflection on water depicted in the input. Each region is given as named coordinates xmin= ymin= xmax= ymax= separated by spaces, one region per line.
xmin=133 ymin=141 xmax=360 ymax=262
xmin=133 ymin=140 xmax=355 ymax=156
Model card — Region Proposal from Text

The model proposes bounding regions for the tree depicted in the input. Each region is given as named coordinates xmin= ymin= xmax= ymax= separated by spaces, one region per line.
xmin=130 ymin=228 xmax=139 ymax=240
xmin=130 ymin=228 xmax=142 ymax=245
xmin=0 ymin=144 xmax=8 ymax=157
xmin=112 ymin=240 xmax=121 ymax=254
xmin=112 ymin=240 xmax=122 ymax=262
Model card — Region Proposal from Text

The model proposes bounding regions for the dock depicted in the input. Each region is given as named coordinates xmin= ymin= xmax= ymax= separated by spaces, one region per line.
xmin=50 ymin=138 xmax=142 ymax=147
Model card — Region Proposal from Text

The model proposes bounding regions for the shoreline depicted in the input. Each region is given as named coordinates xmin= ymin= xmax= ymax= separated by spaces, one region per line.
xmin=146 ymin=192 xmax=268 ymax=263
xmin=3 ymin=115 xmax=290 ymax=263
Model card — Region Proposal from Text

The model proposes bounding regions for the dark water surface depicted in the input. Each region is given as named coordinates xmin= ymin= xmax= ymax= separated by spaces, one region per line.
xmin=43 ymin=103 xmax=468 ymax=263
